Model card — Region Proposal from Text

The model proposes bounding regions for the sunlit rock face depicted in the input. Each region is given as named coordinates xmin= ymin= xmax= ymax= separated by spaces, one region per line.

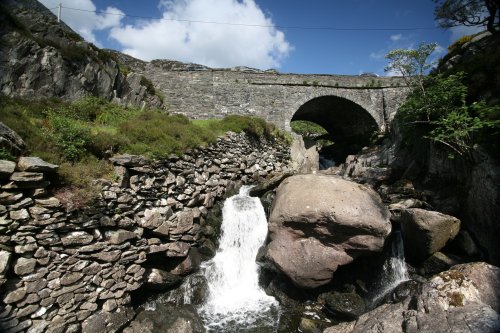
xmin=264 ymin=174 xmax=391 ymax=289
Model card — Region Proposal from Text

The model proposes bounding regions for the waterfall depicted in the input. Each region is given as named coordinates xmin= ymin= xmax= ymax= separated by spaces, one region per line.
xmin=199 ymin=186 xmax=279 ymax=332
xmin=370 ymin=230 xmax=409 ymax=306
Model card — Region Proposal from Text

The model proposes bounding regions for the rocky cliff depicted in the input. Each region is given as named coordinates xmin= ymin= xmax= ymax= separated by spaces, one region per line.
xmin=0 ymin=0 xmax=163 ymax=109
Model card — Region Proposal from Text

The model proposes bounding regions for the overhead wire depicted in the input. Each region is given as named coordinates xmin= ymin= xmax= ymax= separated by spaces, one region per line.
xmin=57 ymin=5 xmax=441 ymax=32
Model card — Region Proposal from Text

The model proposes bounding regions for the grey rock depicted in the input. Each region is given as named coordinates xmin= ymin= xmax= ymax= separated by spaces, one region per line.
xmin=14 ymin=257 xmax=37 ymax=275
xmin=169 ymin=248 xmax=201 ymax=276
xmin=145 ymin=268 xmax=182 ymax=290
xmin=399 ymin=208 xmax=461 ymax=262
xmin=10 ymin=172 xmax=44 ymax=182
xmin=92 ymin=250 xmax=122 ymax=262
xmin=323 ymin=291 xmax=366 ymax=319
xmin=105 ymin=229 xmax=138 ymax=245
xmin=452 ymin=262 xmax=500 ymax=312
xmin=60 ymin=272 xmax=83 ymax=286
xmin=140 ymin=208 xmax=164 ymax=229
xmin=0 ymin=250 xmax=12 ymax=275
xmin=324 ymin=262 xmax=500 ymax=333
xmin=61 ymin=231 xmax=94 ymax=246
xmin=3 ymin=287 xmax=27 ymax=304
xmin=171 ymin=210 xmax=194 ymax=235
xmin=34 ymin=197 xmax=61 ymax=208
xmin=109 ymin=154 xmax=147 ymax=167
xmin=166 ymin=242 xmax=191 ymax=257
xmin=17 ymin=157 xmax=59 ymax=173
xmin=82 ymin=306 xmax=135 ymax=333
xmin=0 ymin=160 xmax=16 ymax=178
xmin=9 ymin=209 xmax=30 ymax=221
xmin=0 ymin=191 xmax=23 ymax=204
xmin=122 ymin=303 xmax=205 ymax=333
xmin=0 ymin=122 xmax=26 ymax=156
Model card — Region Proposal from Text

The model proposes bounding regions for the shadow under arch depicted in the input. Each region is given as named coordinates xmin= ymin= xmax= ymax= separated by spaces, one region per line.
xmin=291 ymin=95 xmax=378 ymax=163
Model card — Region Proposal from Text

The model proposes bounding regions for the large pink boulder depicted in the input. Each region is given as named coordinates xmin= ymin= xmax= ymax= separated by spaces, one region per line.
xmin=264 ymin=174 xmax=391 ymax=289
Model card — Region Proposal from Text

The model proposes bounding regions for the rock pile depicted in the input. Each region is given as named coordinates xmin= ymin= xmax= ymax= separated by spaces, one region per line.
xmin=0 ymin=131 xmax=290 ymax=333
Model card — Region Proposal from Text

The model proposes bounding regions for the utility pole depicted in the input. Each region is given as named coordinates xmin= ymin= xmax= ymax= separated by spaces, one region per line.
xmin=57 ymin=3 xmax=62 ymax=22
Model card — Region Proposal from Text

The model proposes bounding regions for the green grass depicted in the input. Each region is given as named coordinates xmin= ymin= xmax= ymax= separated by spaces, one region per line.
xmin=0 ymin=95 xmax=289 ymax=202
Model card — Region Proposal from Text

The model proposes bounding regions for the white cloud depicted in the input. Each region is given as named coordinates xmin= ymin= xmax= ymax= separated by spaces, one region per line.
xmin=38 ymin=0 xmax=123 ymax=45
xmin=109 ymin=0 xmax=292 ymax=69
xmin=390 ymin=34 xmax=402 ymax=42
xmin=369 ymin=51 xmax=384 ymax=60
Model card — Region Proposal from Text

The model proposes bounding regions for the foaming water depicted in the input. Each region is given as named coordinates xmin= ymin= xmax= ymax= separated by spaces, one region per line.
xmin=370 ymin=230 xmax=409 ymax=306
xmin=199 ymin=186 xmax=279 ymax=332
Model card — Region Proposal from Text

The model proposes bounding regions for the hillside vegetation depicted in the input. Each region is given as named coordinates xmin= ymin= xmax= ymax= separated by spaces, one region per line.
xmin=0 ymin=96 xmax=288 ymax=201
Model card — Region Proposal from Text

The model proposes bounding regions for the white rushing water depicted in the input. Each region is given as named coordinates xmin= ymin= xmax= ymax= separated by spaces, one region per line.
xmin=371 ymin=229 xmax=409 ymax=305
xmin=199 ymin=186 xmax=279 ymax=332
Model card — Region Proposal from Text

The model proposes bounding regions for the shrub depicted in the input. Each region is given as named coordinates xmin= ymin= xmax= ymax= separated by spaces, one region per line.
xmin=448 ymin=35 xmax=473 ymax=53
xmin=396 ymin=72 xmax=498 ymax=157
xmin=46 ymin=113 xmax=92 ymax=161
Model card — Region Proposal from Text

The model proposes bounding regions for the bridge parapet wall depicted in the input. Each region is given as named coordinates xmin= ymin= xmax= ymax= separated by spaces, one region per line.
xmin=142 ymin=66 xmax=408 ymax=132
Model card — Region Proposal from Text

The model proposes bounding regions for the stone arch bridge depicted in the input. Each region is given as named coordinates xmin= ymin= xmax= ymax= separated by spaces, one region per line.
xmin=140 ymin=62 xmax=408 ymax=152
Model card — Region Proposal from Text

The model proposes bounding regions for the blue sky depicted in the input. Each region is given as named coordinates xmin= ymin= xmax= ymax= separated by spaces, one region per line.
xmin=38 ymin=0 xmax=483 ymax=75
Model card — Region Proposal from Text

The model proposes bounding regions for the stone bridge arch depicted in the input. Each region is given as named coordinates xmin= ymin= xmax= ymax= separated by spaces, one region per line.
xmin=287 ymin=92 xmax=384 ymax=162
xmin=284 ymin=88 xmax=387 ymax=132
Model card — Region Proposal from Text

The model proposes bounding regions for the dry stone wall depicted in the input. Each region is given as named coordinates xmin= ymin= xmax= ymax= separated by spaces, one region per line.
xmin=0 ymin=132 xmax=290 ymax=333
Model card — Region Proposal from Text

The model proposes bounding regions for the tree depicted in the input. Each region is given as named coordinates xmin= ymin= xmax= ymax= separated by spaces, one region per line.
xmin=434 ymin=0 xmax=500 ymax=34
xmin=384 ymin=42 xmax=437 ymax=94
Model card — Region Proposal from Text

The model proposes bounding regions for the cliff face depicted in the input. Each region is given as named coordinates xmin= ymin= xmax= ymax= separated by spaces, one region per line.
xmin=0 ymin=0 xmax=164 ymax=109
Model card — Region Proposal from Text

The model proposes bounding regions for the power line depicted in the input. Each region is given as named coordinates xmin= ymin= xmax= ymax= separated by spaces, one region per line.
xmin=58 ymin=5 xmax=440 ymax=31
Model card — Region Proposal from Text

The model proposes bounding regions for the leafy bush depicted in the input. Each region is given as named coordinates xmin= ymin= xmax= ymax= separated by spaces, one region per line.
xmin=45 ymin=113 xmax=92 ymax=161
xmin=396 ymin=72 xmax=498 ymax=157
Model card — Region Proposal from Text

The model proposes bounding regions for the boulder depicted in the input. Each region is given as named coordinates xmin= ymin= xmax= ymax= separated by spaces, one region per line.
xmin=16 ymin=157 xmax=58 ymax=173
xmin=452 ymin=262 xmax=500 ymax=312
xmin=82 ymin=306 xmax=135 ymax=333
xmin=248 ymin=172 xmax=292 ymax=197
xmin=0 ymin=121 xmax=26 ymax=156
xmin=323 ymin=290 xmax=366 ymax=319
xmin=398 ymin=208 xmax=461 ymax=262
xmin=122 ymin=303 xmax=205 ymax=333
xmin=323 ymin=262 xmax=500 ymax=333
xmin=264 ymin=174 xmax=391 ymax=289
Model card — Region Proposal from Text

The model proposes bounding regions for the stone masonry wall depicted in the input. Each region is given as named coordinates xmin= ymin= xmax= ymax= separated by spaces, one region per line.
xmin=0 ymin=132 xmax=290 ymax=333
xmin=124 ymin=59 xmax=408 ymax=132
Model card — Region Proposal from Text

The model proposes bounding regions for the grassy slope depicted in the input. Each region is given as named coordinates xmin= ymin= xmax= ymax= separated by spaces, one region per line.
xmin=0 ymin=96 xmax=288 ymax=203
